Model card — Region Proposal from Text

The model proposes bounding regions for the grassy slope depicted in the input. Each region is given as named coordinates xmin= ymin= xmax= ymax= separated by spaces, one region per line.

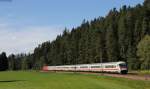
xmin=0 ymin=71 xmax=149 ymax=89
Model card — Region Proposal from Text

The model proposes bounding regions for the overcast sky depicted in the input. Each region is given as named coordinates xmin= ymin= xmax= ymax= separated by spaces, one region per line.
xmin=0 ymin=0 xmax=144 ymax=55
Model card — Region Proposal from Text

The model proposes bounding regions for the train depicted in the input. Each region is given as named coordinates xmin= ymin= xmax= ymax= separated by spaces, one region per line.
xmin=43 ymin=61 xmax=128 ymax=74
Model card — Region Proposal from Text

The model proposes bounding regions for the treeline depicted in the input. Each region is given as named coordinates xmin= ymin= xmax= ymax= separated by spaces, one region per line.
xmin=0 ymin=53 xmax=32 ymax=70
xmin=31 ymin=1 xmax=149 ymax=70
xmin=1 ymin=0 xmax=150 ymax=71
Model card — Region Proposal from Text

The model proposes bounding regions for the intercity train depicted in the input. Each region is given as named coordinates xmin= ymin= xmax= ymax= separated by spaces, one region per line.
xmin=43 ymin=61 xmax=128 ymax=74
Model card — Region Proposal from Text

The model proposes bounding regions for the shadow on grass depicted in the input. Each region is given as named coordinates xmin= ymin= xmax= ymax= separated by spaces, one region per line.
xmin=0 ymin=80 xmax=26 ymax=83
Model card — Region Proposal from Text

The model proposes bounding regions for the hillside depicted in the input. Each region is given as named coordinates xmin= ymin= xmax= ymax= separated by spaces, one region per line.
xmin=6 ymin=0 xmax=150 ymax=70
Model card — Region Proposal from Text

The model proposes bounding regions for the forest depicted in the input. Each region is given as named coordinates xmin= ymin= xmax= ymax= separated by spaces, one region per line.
xmin=0 ymin=0 xmax=150 ymax=71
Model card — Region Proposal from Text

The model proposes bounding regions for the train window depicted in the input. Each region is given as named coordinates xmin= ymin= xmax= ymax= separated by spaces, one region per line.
xmin=105 ymin=65 xmax=116 ymax=68
xmin=80 ymin=66 xmax=88 ymax=68
xmin=91 ymin=66 xmax=101 ymax=68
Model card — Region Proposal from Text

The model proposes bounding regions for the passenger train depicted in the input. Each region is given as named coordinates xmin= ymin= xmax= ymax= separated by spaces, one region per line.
xmin=43 ymin=61 xmax=128 ymax=74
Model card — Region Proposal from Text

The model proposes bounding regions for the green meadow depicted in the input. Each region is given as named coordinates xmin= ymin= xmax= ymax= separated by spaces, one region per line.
xmin=0 ymin=71 xmax=149 ymax=89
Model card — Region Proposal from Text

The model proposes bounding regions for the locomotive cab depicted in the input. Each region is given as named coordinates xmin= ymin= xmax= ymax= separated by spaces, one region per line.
xmin=119 ymin=63 xmax=128 ymax=74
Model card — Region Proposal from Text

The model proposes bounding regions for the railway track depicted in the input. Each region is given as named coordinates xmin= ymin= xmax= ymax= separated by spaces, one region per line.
xmin=77 ymin=72 xmax=150 ymax=81
xmin=103 ymin=73 xmax=150 ymax=81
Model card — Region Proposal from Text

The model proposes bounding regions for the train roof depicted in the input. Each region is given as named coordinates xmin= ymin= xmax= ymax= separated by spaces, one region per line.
xmin=74 ymin=61 xmax=125 ymax=66
xmin=49 ymin=61 xmax=126 ymax=67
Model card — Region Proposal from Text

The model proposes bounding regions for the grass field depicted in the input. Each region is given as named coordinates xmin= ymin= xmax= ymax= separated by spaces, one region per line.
xmin=0 ymin=71 xmax=149 ymax=89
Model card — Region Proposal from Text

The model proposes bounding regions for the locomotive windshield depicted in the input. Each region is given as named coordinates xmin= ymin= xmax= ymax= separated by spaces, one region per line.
xmin=119 ymin=63 xmax=127 ymax=68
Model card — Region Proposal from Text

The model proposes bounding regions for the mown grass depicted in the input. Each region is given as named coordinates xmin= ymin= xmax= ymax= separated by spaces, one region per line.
xmin=0 ymin=71 xmax=149 ymax=89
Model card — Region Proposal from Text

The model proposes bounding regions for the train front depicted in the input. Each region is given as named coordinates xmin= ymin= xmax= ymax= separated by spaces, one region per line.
xmin=118 ymin=62 xmax=128 ymax=74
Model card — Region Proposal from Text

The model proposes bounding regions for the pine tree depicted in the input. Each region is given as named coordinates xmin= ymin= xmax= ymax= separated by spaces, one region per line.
xmin=0 ymin=52 xmax=8 ymax=71
xmin=118 ymin=16 xmax=128 ymax=61
xmin=137 ymin=35 xmax=150 ymax=69
xmin=106 ymin=9 xmax=119 ymax=62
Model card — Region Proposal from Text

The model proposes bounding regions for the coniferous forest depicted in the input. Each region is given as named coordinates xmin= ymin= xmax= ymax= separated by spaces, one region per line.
xmin=0 ymin=0 xmax=150 ymax=71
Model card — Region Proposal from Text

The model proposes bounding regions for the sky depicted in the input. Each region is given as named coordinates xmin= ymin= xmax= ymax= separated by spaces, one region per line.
xmin=0 ymin=0 xmax=144 ymax=55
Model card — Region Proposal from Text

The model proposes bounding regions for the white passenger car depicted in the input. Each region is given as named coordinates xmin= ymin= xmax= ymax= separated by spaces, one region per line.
xmin=43 ymin=61 xmax=128 ymax=74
